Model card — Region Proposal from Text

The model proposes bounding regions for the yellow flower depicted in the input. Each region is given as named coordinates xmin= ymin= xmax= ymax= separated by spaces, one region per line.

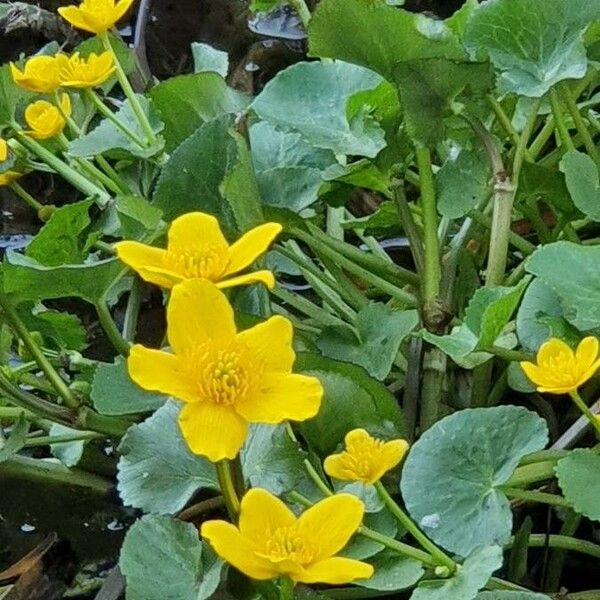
xmin=0 ymin=140 xmax=21 ymax=185
xmin=520 ymin=336 xmax=600 ymax=395
xmin=58 ymin=51 xmax=116 ymax=89
xmin=24 ymin=94 xmax=71 ymax=140
xmin=201 ymin=488 xmax=373 ymax=584
xmin=58 ymin=0 xmax=137 ymax=34
xmin=10 ymin=54 xmax=68 ymax=93
xmin=115 ymin=212 xmax=281 ymax=291
xmin=324 ymin=428 xmax=409 ymax=485
xmin=128 ymin=279 xmax=323 ymax=461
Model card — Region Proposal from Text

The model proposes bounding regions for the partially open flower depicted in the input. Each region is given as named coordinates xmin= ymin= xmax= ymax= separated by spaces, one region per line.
xmin=58 ymin=51 xmax=116 ymax=89
xmin=58 ymin=0 xmax=137 ymax=35
xmin=520 ymin=336 xmax=600 ymax=395
xmin=24 ymin=94 xmax=71 ymax=140
xmin=127 ymin=279 xmax=323 ymax=461
xmin=201 ymin=488 xmax=373 ymax=584
xmin=115 ymin=212 xmax=281 ymax=290
xmin=324 ymin=428 xmax=409 ymax=485
xmin=10 ymin=54 xmax=67 ymax=93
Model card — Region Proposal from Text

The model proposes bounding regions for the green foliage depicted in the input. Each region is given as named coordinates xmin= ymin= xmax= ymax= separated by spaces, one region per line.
xmin=119 ymin=514 xmax=224 ymax=600
xmin=191 ymin=42 xmax=229 ymax=77
xmin=476 ymin=594 xmax=551 ymax=600
xmin=0 ymin=414 xmax=28 ymax=462
xmin=401 ymin=406 xmax=548 ymax=555
xmin=356 ymin=551 xmax=423 ymax=591
xmin=117 ymin=401 xmax=218 ymax=514
xmin=560 ymin=150 xmax=600 ymax=220
xmin=556 ymin=449 xmax=600 ymax=521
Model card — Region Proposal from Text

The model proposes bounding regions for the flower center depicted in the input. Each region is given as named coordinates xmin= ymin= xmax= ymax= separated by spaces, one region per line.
xmin=185 ymin=342 xmax=259 ymax=406
xmin=342 ymin=436 xmax=386 ymax=480
xmin=164 ymin=245 xmax=228 ymax=281
xmin=542 ymin=351 xmax=578 ymax=384
xmin=265 ymin=527 xmax=315 ymax=564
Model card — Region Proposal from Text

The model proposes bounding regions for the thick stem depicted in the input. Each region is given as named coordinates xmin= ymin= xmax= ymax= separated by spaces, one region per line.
xmin=0 ymin=291 xmax=78 ymax=408
xmin=392 ymin=179 xmax=425 ymax=276
xmin=278 ymin=577 xmax=295 ymax=600
xmin=94 ymin=300 xmax=131 ymax=357
xmin=23 ymin=430 xmax=103 ymax=447
xmin=123 ymin=277 xmax=144 ymax=342
xmin=501 ymin=487 xmax=571 ymax=508
xmin=419 ymin=347 xmax=446 ymax=430
xmin=569 ymin=390 xmax=600 ymax=438
xmin=375 ymin=482 xmax=456 ymax=572
xmin=549 ymin=88 xmax=576 ymax=152
xmin=9 ymin=181 xmax=44 ymax=212
xmin=216 ymin=460 xmax=241 ymax=520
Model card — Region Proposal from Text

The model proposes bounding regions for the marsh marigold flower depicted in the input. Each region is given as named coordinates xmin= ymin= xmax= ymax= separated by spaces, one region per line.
xmin=24 ymin=94 xmax=71 ymax=140
xmin=58 ymin=51 xmax=116 ymax=89
xmin=128 ymin=279 xmax=323 ymax=461
xmin=0 ymin=139 xmax=21 ymax=186
xmin=324 ymin=428 xmax=409 ymax=485
xmin=10 ymin=54 xmax=67 ymax=93
xmin=58 ymin=0 xmax=137 ymax=34
xmin=115 ymin=212 xmax=281 ymax=290
xmin=201 ymin=488 xmax=373 ymax=584
xmin=520 ymin=336 xmax=600 ymax=395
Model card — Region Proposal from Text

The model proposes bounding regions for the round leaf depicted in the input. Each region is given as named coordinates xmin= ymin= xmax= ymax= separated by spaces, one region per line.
xmin=356 ymin=551 xmax=423 ymax=591
xmin=556 ymin=449 xmax=600 ymax=521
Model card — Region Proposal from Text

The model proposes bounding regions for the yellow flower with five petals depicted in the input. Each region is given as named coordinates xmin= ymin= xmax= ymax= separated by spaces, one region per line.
xmin=201 ymin=488 xmax=373 ymax=584
xmin=24 ymin=94 xmax=71 ymax=140
xmin=10 ymin=54 xmax=67 ymax=94
xmin=127 ymin=279 xmax=323 ymax=461
xmin=520 ymin=336 xmax=600 ymax=395
xmin=324 ymin=428 xmax=409 ymax=485
xmin=115 ymin=212 xmax=281 ymax=290
xmin=58 ymin=0 xmax=137 ymax=34
xmin=58 ymin=51 xmax=116 ymax=89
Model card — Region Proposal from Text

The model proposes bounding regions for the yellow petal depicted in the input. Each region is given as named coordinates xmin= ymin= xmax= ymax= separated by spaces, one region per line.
xmin=58 ymin=6 xmax=99 ymax=33
xmin=166 ymin=279 xmax=236 ymax=354
xmin=537 ymin=384 xmax=578 ymax=394
xmin=0 ymin=139 xmax=8 ymax=162
xmin=236 ymin=315 xmax=295 ymax=372
xmin=235 ymin=372 xmax=322 ymax=424
xmin=344 ymin=428 xmax=372 ymax=448
xmin=60 ymin=92 xmax=72 ymax=117
xmin=114 ymin=241 xmax=173 ymax=287
xmin=201 ymin=520 xmax=278 ymax=580
xmin=299 ymin=557 xmax=374 ymax=584
xmin=380 ymin=439 xmax=410 ymax=472
xmin=113 ymin=0 xmax=137 ymax=23
xmin=225 ymin=223 xmax=283 ymax=275
xmin=167 ymin=212 xmax=228 ymax=255
xmin=216 ymin=270 xmax=276 ymax=290
xmin=178 ymin=402 xmax=247 ymax=461
xmin=127 ymin=345 xmax=198 ymax=403
xmin=576 ymin=337 xmax=600 ymax=372
xmin=537 ymin=338 xmax=573 ymax=367
xmin=520 ymin=361 xmax=549 ymax=388
xmin=297 ymin=494 xmax=365 ymax=560
xmin=323 ymin=454 xmax=354 ymax=482
xmin=577 ymin=358 xmax=600 ymax=389
xmin=239 ymin=488 xmax=296 ymax=541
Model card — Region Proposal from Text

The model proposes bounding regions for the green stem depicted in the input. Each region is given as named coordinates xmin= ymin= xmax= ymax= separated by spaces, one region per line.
xmin=375 ymin=482 xmax=456 ymax=573
xmin=85 ymin=88 xmax=148 ymax=149
xmin=0 ymin=291 xmax=78 ymax=408
xmin=501 ymin=487 xmax=571 ymax=508
xmin=123 ymin=277 xmax=144 ymax=342
xmin=487 ymin=95 xmax=533 ymax=163
xmin=549 ymin=88 xmax=576 ymax=151
xmin=528 ymin=116 xmax=555 ymax=160
xmin=559 ymin=80 xmax=600 ymax=167
xmin=216 ymin=460 xmax=241 ymax=520
xmin=100 ymin=32 xmax=157 ymax=146
xmin=23 ymin=430 xmax=103 ymax=447
xmin=569 ymin=390 xmax=600 ymax=438
xmin=272 ymin=286 xmax=346 ymax=328
xmin=0 ymin=407 xmax=34 ymax=419
xmin=278 ymin=577 xmax=295 ymax=600
xmin=287 ymin=0 xmax=311 ymax=28
xmin=94 ymin=300 xmax=130 ymax=357
xmin=486 ymin=346 xmax=533 ymax=362
xmin=96 ymin=155 xmax=131 ymax=194
xmin=15 ymin=133 xmax=110 ymax=203
xmin=392 ymin=178 xmax=425 ymax=275
xmin=544 ymin=511 xmax=581 ymax=591
xmin=504 ymin=461 xmax=557 ymax=488
xmin=506 ymin=534 xmax=600 ymax=560
xmin=470 ymin=209 xmax=536 ymax=256
xmin=415 ymin=146 xmax=441 ymax=303
xmin=9 ymin=181 xmax=44 ymax=212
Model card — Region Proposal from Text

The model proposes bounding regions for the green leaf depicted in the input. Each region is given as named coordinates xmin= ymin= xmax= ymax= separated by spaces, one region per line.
xmin=251 ymin=61 xmax=387 ymax=158
xmin=241 ymin=424 xmax=307 ymax=496
xmin=68 ymin=95 xmax=164 ymax=159
xmin=526 ymin=241 xmax=600 ymax=330
xmin=411 ymin=546 xmax=503 ymax=600
xmin=463 ymin=0 xmax=600 ymax=97
xmin=445 ymin=0 xmax=479 ymax=40
xmin=341 ymin=509 xmax=398 ymax=560
xmin=423 ymin=281 xmax=528 ymax=364
xmin=120 ymin=514 xmax=224 ymax=600
xmin=296 ymin=353 xmax=405 ymax=457
xmin=517 ymin=162 xmax=577 ymax=217
xmin=401 ymin=406 xmax=548 ymax=555
xmin=556 ymin=449 xmax=600 ymax=521
xmin=2 ymin=251 xmax=123 ymax=305
xmin=149 ymin=73 xmax=249 ymax=152
xmin=477 ymin=592 xmax=551 ymax=600
xmin=250 ymin=0 xmax=284 ymax=12
xmin=25 ymin=200 xmax=93 ymax=266
xmin=437 ymin=146 xmax=492 ymax=218
xmin=516 ymin=279 xmax=564 ymax=352
xmin=393 ymin=59 xmax=492 ymax=147
xmin=308 ymin=0 xmax=465 ymax=79
xmin=91 ymin=359 xmax=166 ymax=416
xmin=250 ymin=121 xmax=335 ymax=212
xmin=0 ymin=63 xmax=35 ymax=125
xmin=324 ymin=159 xmax=391 ymax=196
xmin=560 ymin=150 xmax=600 ymax=221
xmin=152 ymin=114 xmax=262 ymax=233
xmin=0 ymin=414 xmax=28 ymax=463
xmin=49 ymin=423 xmax=86 ymax=467
xmin=100 ymin=195 xmax=164 ymax=240
xmin=356 ymin=551 xmax=423 ymax=591
xmin=19 ymin=304 xmax=87 ymax=351
xmin=191 ymin=42 xmax=229 ymax=77
xmin=117 ymin=401 xmax=218 ymax=514
xmin=317 ymin=304 xmax=419 ymax=380
xmin=342 ymin=200 xmax=401 ymax=236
